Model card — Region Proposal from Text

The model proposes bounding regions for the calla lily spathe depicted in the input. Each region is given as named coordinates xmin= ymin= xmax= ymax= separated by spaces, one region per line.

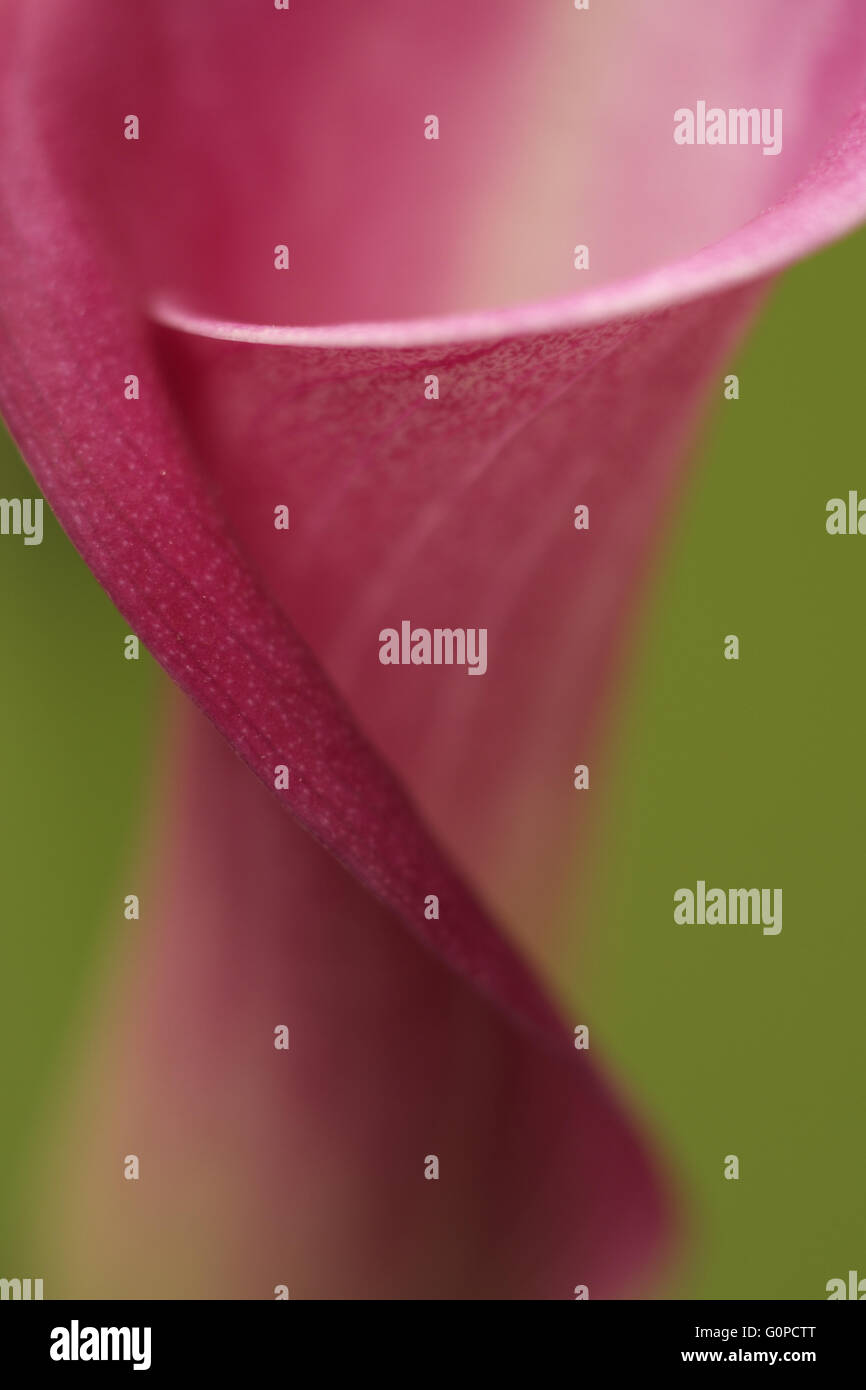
xmin=2 ymin=0 xmax=866 ymax=1297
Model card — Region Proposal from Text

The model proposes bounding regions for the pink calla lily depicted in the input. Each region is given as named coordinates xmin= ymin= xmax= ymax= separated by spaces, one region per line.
xmin=2 ymin=0 xmax=866 ymax=1298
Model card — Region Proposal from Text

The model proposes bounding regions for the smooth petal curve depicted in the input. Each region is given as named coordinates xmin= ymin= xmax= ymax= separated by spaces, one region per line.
xmin=148 ymin=98 xmax=866 ymax=959
xmin=5 ymin=2 xmax=866 ymax=963
xmin=0 ymin=144 xmax=565 ymax=1049
xmin=14 ymin=1 xmax=866 ymax=324
xmin=154 ymin=288 xmax=767 ymax=957
xmin=3 ymin=1 xmax=866 ymax=1299
xmin=36 ymin=695 xmax=671 ymax=1300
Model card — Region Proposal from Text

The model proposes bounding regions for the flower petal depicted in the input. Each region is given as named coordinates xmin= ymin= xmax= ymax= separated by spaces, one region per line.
xmin=5 ymin=2 xmax=866 ymax=961
xmin=38 ymin=695 xmax=671 ymax=1299
xmin=4 ymin=0 xmax=866 ymax=1300
xmin=14 ymin=1 xmax=866 ymax=321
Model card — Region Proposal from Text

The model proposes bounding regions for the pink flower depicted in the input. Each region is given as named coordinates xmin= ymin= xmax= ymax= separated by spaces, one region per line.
xmin=2 ymin=1 xmax=866 ymax=1297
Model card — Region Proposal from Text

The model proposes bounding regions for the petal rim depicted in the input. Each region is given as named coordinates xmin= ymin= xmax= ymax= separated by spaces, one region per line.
xmin=152 ymin=100 xmax=866 ymax=349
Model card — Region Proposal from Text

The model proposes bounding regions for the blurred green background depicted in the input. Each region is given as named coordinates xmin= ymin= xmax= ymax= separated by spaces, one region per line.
xmin=0 ymin=437 xmax=159 ymax=1274
xmin=1 ymin=227 xmax=864 ymax=1298
xmin=576 ymin=226 xmax=866 ymax=1298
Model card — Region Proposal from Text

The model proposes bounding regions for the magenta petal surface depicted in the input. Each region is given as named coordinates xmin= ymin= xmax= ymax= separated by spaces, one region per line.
xmin=44 ymin=699 xmax=669 ymax=1300
xmin=4 ymin=3 xmax=866 ymax=962
xmin=4 ymin=0 xmax=866 ymax=1298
